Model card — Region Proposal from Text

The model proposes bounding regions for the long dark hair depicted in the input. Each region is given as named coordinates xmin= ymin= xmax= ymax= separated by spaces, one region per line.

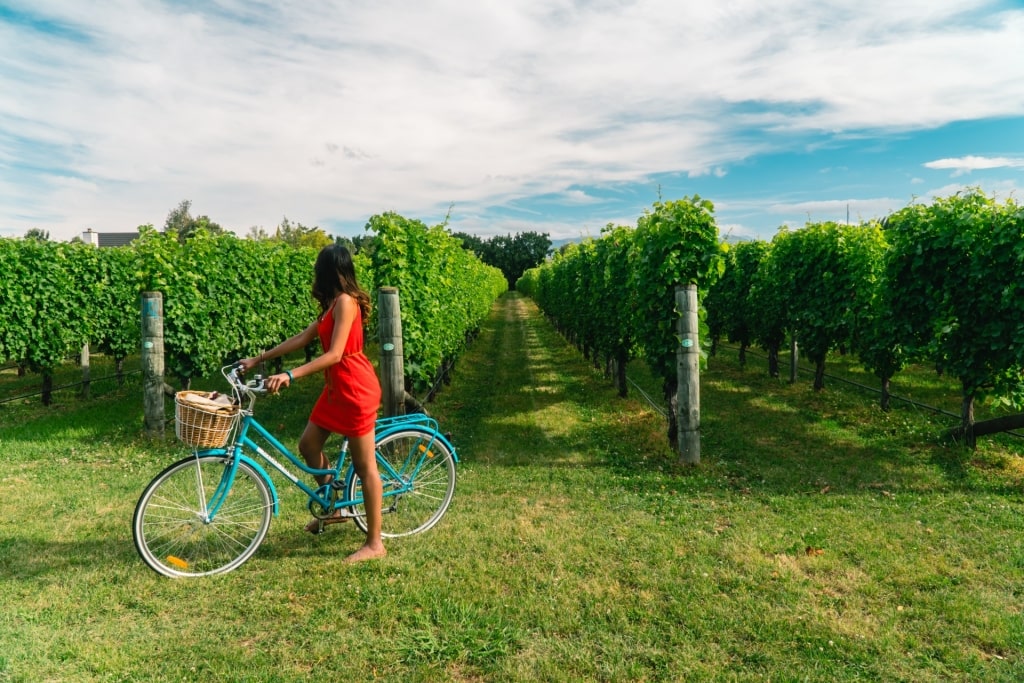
xmin=311 ymin=244 xmax=371 ymax=320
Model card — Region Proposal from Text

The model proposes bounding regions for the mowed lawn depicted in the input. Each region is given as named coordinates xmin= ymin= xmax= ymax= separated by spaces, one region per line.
xmin=1 ymin=291 xmax=1022 ymax=682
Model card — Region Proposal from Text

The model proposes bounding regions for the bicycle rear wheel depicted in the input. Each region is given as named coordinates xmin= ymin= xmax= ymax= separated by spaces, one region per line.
xmin=345 ymin=428 xmax=456 ymax=538
xmin=132 ymin=454 xmax=272 ymax=577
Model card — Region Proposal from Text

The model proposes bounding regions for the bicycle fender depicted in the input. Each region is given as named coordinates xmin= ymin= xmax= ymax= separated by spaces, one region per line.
xmin=238 ymin=455 xmax=281 ymax=515
xmin=375 ymin=425 xmax=459 ymax=463
xmin=432 ymin=431 xmax=458 ymax=463
xmin=196 ymin=449 xmax=281 ymax=516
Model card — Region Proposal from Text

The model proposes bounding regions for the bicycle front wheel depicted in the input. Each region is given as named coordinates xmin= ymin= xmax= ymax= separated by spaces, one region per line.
xmin=346 ymin=428 xmax=456 ymax=538
xmin=132 ymin=455 xmax=273 ymax=577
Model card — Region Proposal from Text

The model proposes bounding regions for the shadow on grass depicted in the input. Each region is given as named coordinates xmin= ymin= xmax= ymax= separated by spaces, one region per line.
xmin=697 ymin=359 xmax=1024 ymax=498
xmin=0 ymin=533 xmax=140 ymax=580
xmin=435 ymin=292 xmax=1023 ymax=501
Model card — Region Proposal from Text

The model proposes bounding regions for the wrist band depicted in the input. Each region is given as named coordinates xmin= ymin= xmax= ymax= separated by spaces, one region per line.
xmin=285 ymin=370 xmax=294 ymax=382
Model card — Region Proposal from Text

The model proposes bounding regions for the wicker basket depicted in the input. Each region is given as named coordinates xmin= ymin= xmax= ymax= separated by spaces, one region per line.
xmin=175 ymin=391 xmax=240 ymax=448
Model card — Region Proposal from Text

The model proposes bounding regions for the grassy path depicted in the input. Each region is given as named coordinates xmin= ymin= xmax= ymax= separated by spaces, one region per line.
xmin=437 ymin=289 xmax=663 ymax=468
xmin=1 ymin=291 xmax=1022 ymax=682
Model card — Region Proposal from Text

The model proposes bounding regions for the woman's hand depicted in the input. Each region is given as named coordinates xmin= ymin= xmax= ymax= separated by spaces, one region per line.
xmin=264 ymin=372 xmax=291 ymax=393
xmin=238 ymin=356 xmax=261 ymax=374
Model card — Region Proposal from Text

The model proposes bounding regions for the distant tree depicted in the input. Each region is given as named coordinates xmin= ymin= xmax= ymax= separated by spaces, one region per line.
xmin=451 ymin=230 xmax=551 ymax=289
xmin=335 ymin=235 xmax=356 ymax=253
xmin=334 ymin=230 xmax=377 ymax=256
xmin=188 ymin=215 xmax=225 ymax=241
xmin=332 ymin=235 xmax=373 ymax=255
xmin=24 ymin=228 xmax=50 ymax=241
xmin=485 ymin=231 xmax=551 ymax=290
xmin=164 ymin=200 xmax=192 ymax=235
xmin=452 ymin=231 xmax=486 ymax=257
xmin=274 ymin=217 xmax=333 ymax=250
xmin=164 ymin=200 xmax=225 ymax=243
xmin=515 ymin=230 xmax=552 ymax=266
xmin=481 ymin=234 xmax=510 ymax=268
xmin=354 ymin=234 xmax=376 ymax=255
xmin=248 ymin=218 xmax=339 ymax=250
xmin=247 ymin=225 xmax=270 ymax=240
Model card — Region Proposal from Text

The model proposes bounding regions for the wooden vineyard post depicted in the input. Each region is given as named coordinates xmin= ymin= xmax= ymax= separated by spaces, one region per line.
xmin=790 ymin=333 xmax=799 ymax=384
xmin=676 ymin=284 xmax=700 ymax=464
xmin=378 ymin=287 xmax=405 ymax=418
xmin=141 ymin=292 xmax=165 ymax=437
xmin=80 ymin=343 xmax=91 ymax=399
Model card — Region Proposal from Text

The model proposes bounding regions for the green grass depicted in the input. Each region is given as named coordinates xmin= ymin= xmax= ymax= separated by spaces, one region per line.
xmin=756 ymin=344 xmax=1020 ymax=425
xmin=1 ymin=292 xmax=1022 ymax=682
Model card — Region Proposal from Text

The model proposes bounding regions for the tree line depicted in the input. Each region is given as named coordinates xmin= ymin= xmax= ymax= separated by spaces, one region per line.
xmin=27 ymin=199 xmax=551 ymax=284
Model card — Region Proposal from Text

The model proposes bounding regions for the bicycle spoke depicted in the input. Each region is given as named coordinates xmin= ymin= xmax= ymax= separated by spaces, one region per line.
xmin=133 ymin=456 xmax=273 ymax=577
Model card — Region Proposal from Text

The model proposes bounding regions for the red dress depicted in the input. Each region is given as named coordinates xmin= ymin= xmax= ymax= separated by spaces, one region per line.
xmin=308 ymin=301 xmax=381 ymax=437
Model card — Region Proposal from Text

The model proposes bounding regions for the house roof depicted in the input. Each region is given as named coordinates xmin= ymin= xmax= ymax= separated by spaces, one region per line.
xmin=82 ymin=230 xmax=140 ymax=247
xmin=98 ymin=232 xmax=139 ymax=247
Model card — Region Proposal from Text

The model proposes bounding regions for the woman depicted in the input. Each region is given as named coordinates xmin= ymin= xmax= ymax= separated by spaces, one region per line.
xmin=240 ymin=244 xmax=384 ymax=563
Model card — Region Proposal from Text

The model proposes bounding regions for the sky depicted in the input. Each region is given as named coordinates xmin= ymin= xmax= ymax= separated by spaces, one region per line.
xmin=2 ymin=0 xmax=1023 ymax=244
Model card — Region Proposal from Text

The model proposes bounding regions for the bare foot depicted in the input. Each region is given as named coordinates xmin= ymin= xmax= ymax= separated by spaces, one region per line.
xmin=344 ymin=543 xmax=387 ymax=563
xmin=304 ymin=512 xmax=349 ymax=534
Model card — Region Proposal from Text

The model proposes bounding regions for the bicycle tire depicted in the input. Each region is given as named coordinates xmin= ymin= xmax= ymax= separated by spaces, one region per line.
xmin=132 ymin=454 xmax=273 ymax=577
xmin=345 ymin=427 xmax=456 ymax=538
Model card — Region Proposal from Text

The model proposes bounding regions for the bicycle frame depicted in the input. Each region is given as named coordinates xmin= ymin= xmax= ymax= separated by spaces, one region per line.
xmin=198 ymin=408 xmax=457 ymax=524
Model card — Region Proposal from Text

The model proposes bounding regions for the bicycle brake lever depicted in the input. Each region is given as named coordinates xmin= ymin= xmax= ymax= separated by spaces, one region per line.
xmin=245 ymin=376 xmax=268 ymax=393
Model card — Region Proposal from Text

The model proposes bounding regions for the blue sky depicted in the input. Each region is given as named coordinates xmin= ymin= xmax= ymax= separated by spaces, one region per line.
xmin=2 ymin=1 xmax=1023 ymax=244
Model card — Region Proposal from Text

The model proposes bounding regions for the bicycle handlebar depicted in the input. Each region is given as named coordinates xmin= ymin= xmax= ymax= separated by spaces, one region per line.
xmin=224 ymin=364 xmax=268 ymax=394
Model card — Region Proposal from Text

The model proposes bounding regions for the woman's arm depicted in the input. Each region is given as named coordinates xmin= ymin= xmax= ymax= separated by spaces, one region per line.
xmin=239 ymin=320 xmax=318 ymax=375
xmin=263 ymin=295 xmax=358 ymax=392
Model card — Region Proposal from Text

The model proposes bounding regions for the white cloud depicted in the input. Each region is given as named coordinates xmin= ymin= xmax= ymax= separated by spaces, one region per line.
xmin=1 ymin=0 xmax=1023 ymax=240
xmin=560 ymin=190 xmax=601 ymax=205
xmin=923 ymin=155 xmax=1024 ymax=175
xmin=687 ymin=167 xmax=728 ymax=179
xmin=922 ymin=179 xmax=1021 ymax=202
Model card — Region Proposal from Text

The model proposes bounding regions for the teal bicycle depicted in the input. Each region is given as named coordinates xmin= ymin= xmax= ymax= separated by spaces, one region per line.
xmin=132 ymin=364 xmax=457 ymax=578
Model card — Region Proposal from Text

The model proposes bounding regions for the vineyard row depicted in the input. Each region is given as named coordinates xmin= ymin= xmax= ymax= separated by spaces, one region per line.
xmin=517 ymin=190 xmax=1024 ymax=447
xmin=0 ymin=212 xmax=507 ymax=405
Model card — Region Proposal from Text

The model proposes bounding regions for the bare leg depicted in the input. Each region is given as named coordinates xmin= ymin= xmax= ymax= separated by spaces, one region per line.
xmin=298 ymin=421 xmax=347 ymax=532
xmin=298 ymin=421 xmax=332 ymax=484
xmin=345 ymin=429 xmax=386 ymax=562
